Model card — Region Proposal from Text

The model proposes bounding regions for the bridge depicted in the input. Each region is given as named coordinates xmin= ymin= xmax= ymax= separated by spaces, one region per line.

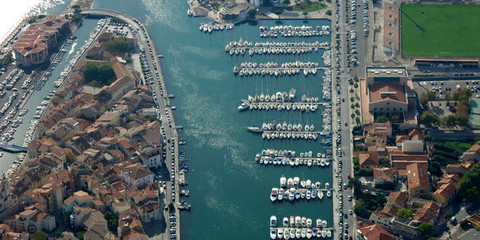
xmin=81 ymin=9 xmax=139 ymax=24
xmin=0 ymin=144 xmax=27 ymax=153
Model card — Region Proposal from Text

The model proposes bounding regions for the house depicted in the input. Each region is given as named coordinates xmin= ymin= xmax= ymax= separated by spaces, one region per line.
xmin=369 ymin=82 xmax=408 ymax=114
xmin=386 ymin=191 xmax=408 ymax=208
xmin=433 ymin=182 xmax=456 ymax=204
xmin=0 ymin=178 xmax=19 ymax=219
xmin=358 ymin=152 xmax=379 ymax=170
xmin=62 ymin=191 xmax=95 ymax=214
xmin=446 ymin=160 xmax=475 ymax=175
xmin=374 ymin=167 xmax=398 ymax=186
xmin=406 ymin=163 xmax=430 ymax=197
xmin=369 ymin=211 xmax=394 ymax=231
xmin=138 ymin=145 xmax=162 ymax=169
xmin=357 ymin=223 xmax=395 ymax=240
xmin=412 ymin=202 xmax=440 ymax=224
xmin=121 ymin=163 xmax=154 ymax=188
xmin=461 ymin=142 xmax=480 ymax=161
xmin=401 ymin=140 xmax=424 ymax=153
xmin=4 ymin=207 xmax=56 ymax=233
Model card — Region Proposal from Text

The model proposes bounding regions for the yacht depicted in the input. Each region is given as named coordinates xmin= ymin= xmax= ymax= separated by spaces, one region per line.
xmin=278 ymin=189 xmax=284 ymax=201
xmin=270 ymin=216 xmax=277 ymax=227
xmin=326 ymin=190 xmax=332 ymax=198
xmin=283 ymin=217 xmax=289 ymax=227
xmin=289 ymin=216 xmax=295 ymax=227
xmin=306 ymin=218 xmax=313 ymax=228
xmin=238 ymin=102 xmax=249 ymax=111
xmin=318 ymin=190 xmax=324 ymax=199
xmin=277 ymin=228 xmax=284 ymax=239
xmin=306 ymin=229 xmax=312 ymax=239
xmin=295 ymin=216 xmax=301 ymax=227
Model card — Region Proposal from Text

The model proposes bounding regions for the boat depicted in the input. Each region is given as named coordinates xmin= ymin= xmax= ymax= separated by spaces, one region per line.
xmin=277 ymin=228 xmax=284 ymax=239
xmin=316 ymin=219 xmax=322 ymax=228
xmin=280 ymin=176 xmax=286 ymax=188
xmin=326 ymin=190 xmax=332 ymax=198
xmin=270 ymin=216 xmax=277 ymax=227
xmin=247 ymin=126 xmax=262 ymax=133
xmin=270 ymin=228 xmax=277 ymax=239
xmin=326 ymin=230 xmax=331 ymax=238
xmin=306 ymin=229 xmax=312 ymax=239
xmin=318 ymin=190 xmax=324 ymax=199
xmin=271 ymin=188 xmax=278 ymax=202
xmin=295 ymin=216 xmax=301 ymax=227
xmin=289 ymin=216 xmax=295 ymax=227
xmin=238 ymin=102 xmax=249 ymax=111
xmin=283 ymin=217 xmax=289 ymax=227
xmin=278 ymin=189 xmax=284 ymax=201
xmin=306 ymin=218 xmax=312 ymax=228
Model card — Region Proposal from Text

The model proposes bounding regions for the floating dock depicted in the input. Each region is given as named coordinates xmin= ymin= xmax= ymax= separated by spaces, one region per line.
xmin=225 ymin=40 xmax=330 ymax=56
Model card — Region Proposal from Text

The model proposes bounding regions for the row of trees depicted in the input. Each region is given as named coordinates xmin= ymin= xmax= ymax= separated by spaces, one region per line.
xmin=0 ymin=52 xmax=13 ymax=69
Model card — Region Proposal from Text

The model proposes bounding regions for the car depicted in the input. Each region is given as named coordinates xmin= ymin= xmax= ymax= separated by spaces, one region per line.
xmin=349 ymin=209 xmax=353 ymax=215
xmin=348 ymin=195 xmax=352 ymax=201
xmin=345 ymin=223 xmax=349 ymax=228
xmin=344 ymin=122 xmax=348 ymax=126
xmin=344 ymin=213 xmax=348 ymax=219
xmin=347 ymin=174 xmax=351 ymax=179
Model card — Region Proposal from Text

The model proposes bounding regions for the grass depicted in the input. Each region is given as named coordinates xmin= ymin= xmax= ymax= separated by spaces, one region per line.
xmin=401 ymin=4 xmax=480 ymax=58
xmin=293 ymin=2 xmax=327 ymax=13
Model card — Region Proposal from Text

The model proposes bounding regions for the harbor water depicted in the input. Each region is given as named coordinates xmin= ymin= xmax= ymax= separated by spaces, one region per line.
xmin=93 ymin=0 xmax=334 ymax=239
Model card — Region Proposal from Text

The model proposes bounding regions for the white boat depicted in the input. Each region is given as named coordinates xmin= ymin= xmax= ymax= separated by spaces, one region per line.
xmin=326 ymin=230 xmax=331 ymax=238
xmin=270 ymin=228 xmax=277 ymax=239
xmin=277 ymin=228 xmax=284 ymax=239
xmin=306 ymin=218 xmax=312 ymax=228
xmin=280 ymin=176 xmax=286 ymax=188
xmin=326 ymin=190 xmax=332 ymax=198
xmin=306 ymin=229 xmax=312 ymax=239
xmin=301 ymin=217 xmax=307 ymax=227
xmin=318 ymin=190 xmax=324 ymax=199
xmin=271 ymin=188 xmax=278 ymax=202
xmin=270 ymin=216 xmax=277 ymax=227
xmin=283 ymin=217 xmax=289 ymax=227
xmin=325 ymin=182 xmax=330 ymax=189
xmin=278 ymin=189 xmax=284 ymax=201
xmin=316 ymin=219 xmax=322 ymax=228
xmin=295 ymin=216 xmax=301 ymax=227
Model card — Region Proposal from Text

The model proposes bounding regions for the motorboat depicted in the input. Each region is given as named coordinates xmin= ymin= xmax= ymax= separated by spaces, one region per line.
xmin=283 ymin=217 xmax=289 ymax=227
xmin=270 ymin=216 xmax=277 ymax=227
xmin=271 ymin=188 xmax=278 ymax=202
xmin=270 ymin=228 xmax=277 ymax=239
xmin=280 ymin=176 xmax=286 ymax=188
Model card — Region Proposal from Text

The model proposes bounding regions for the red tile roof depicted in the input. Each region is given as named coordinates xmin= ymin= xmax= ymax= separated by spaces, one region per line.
xmin=407 ymin=163 xmax=430 ymax=191
xmin=358 ymin=224 xmax=395 ymax=240
xmin=370 ymin=82 xmax=406 ymax=103
xmin=359 ymin=152 xmax=379 ymax=167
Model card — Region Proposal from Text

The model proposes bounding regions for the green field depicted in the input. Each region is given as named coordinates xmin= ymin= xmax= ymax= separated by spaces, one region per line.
xmin=401 ymin=4 xmax=480 ymax=58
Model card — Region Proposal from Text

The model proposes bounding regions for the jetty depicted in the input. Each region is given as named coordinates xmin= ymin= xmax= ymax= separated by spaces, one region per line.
xmin=254 ymin=149 xmax=332 ymax=167
xmin=238 ymin=89 xmax=330 ymax=112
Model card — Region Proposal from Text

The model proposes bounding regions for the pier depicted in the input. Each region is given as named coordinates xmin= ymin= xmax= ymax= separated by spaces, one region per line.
xmin=239 ymin=101 xmax=330 ymax=112
xmin=235 ymin=66 xmax=327 ymax=77
xmin=259 ymin=24 xmax=331 ymax=38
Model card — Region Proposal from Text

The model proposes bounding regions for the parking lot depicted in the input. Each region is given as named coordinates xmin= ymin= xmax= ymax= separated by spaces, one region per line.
xmin=414 ymin=79 xmax=480 ymax=99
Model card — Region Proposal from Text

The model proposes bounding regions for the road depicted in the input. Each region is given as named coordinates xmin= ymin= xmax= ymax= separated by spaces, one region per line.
xmin=331 ymin=0 xmax=370 ymax=239
xmin=82 ymin=9 xmax=181 ymax=240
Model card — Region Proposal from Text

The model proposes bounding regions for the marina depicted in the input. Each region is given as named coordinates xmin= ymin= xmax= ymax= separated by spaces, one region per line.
xmin=225 ymin=39 xmax=330 ymax=56
xmin=259 ymin=25 xmax=331 ymax=38
xmin=238 ymin=88 xmax=330 ymax=112
xmin=255 ymin=149 xmax=332 ymax=167
xmin=269 ymin=216 xmax=333 ymax=239
xmin=234 ymin=61 xmax=325 ymax=77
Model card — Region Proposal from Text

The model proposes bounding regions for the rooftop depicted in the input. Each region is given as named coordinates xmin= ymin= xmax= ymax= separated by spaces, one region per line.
xmin=366 ymin=66 xmax=408 ymax=78
xmin=370 ymin=82 xmax=406 ymax=103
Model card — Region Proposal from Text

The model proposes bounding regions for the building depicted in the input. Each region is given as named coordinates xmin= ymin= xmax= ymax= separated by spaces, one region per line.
xmin=121 ymin=163 xmax=154 ymax=188
xmin=406 ymin=163 xmax=430 ymax=197
xmin=374 ymin=167 xmax=398 ymax=186
xmin=390 ymin=152 xmax=429 ymax=172
xmin=461 ymin=142 xmax=480 ymax=161
xmin=383 ymin=0 xmax=400 ymax=55
xmin=433 ymin=182 xmax=456 ymax=204
xmin=357 ymin=224 xmax=395 ymax=240
xmin=412 ymin=202 xmax=440 ymax=224
xmin=366 ymin=67 xmax=409 ymax=115
xmin=4 ymin=207 xmax=56 ymax=233
xmin=387 ymin=191 xmax=408 ymax=208
xmin=401 ymin=140 xmax=424 ymax=153
xmin=249 ymin=0 xmax=261 ymax=8
xmin=138 ymin=146 xmax=162 ymax=169
xmin=13 ymin=16 xmax=71 ymax=67
xmin=358 ymin=152 xmax=379 ymax=170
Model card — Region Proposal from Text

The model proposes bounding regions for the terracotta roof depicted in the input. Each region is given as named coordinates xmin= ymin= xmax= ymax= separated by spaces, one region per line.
xmin=387 ymin=191 xmax=409 ymax=207
xmin=370 ymin=82 xmax=406 ymax=103
xmin=423 ymin=201 xmax=440 ymax=212
xmin=382 ymin=205 xmax=399 ymax=216
xmin=407 ymin=163 xmax=430 ymax=191
xmin=123 ymin=163 xmax=152 ymax=180
xmin=371 ymin=210 xmax=394 ymax=220
xmin=374 ymin=167 xmax=397 ymax=182
xmin=359 ymin=152 xmax=379 ymax=167
xmin=358 ymin=224 xmax=395 ymax=240
xmin=391 ymin=153 xmax=429 ymax=170
xmin=434 ymin=182 xmax=456 ymax=200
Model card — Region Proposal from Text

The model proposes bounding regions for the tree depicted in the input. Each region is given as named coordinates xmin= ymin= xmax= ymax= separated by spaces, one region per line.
xmin=396 ymin=208 xmax=413 ymax=220
xmin=419 ymin=222 xmax=433 ymax=236
xmin=326 ymin=10 xmax=332 ymax=16
xmin=72 ymin=14 xmax=83 ymax=24
xmin=104 ymin=37 xmax=133 ymax=52
xmin=375 ymin=115 xmax=388 ymax=123
xmin=31 ymin=231 xmax=48 ymax=240
xmin=420 ymin=111 xmax=439 ymax=126
xmin=105 ymin=210 xmax=118 ymax=232
xmin=444 ymin=115 xmax=457 ymax=127
xmin=457 ymin=162 xmax=480 ymax=203
xmin=354 ymin=202 xmax=371 ymax=219
xmin=84 ymin=63 xmax=115 ymax=87
xmin=420 ymin=91 xmax=436 ymax=107
xmin=248 ymin=9 xmax=257 ymax=19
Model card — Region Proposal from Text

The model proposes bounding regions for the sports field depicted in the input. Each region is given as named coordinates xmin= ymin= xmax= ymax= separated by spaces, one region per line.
xmin=401 ymin=4 xmax=480 ymax=58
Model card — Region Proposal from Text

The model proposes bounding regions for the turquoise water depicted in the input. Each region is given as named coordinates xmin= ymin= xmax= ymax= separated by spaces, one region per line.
xmin=95 ymin=0 xmax=333 ymax=239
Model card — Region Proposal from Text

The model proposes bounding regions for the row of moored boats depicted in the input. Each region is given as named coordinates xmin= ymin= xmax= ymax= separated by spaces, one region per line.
xmin=225 ymin=39 xmax=330 ymax=56
xmin=259 ymin=25 xmax=331 ymax=38
xmin=270 ymin=216 xmax=332 ymax=239
xmin=199 ymin=22 xmax=234 ymax=33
